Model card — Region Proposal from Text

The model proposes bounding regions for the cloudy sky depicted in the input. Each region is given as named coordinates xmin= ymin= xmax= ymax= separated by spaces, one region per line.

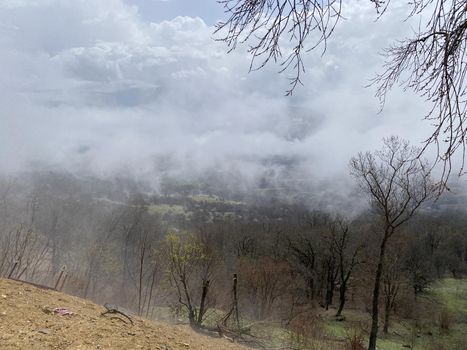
xmin=0 ymin=0 xmax=440 ymax=190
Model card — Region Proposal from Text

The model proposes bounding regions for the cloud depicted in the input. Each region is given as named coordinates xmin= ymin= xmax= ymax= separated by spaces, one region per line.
xmin=0 ymin=0 xmax=441 ymax=200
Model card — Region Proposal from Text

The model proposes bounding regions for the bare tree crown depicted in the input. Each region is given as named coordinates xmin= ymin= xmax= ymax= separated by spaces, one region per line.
xmin=350 ymin=136 xmax=438 ymax=231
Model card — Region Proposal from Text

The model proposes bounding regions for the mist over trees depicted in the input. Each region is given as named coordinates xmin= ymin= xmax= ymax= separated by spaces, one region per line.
xmin=0 ymin=162 xmax=466 ymax=348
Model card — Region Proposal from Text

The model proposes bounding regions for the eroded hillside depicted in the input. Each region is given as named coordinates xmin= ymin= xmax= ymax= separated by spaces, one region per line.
xmin=0 ymin=278 xmax=249 ymax=350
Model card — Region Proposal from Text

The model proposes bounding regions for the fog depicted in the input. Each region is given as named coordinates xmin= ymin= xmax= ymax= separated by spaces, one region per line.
xmin=0 ymin=0 xmax=462 ymax=207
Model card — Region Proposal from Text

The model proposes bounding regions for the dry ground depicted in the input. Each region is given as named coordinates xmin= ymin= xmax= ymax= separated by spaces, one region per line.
xmin=0 ymin=278 xmax=249 ymax=350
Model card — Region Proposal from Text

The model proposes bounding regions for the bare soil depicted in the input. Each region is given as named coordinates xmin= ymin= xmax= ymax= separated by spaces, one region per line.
xmin=0 ymin=278 xmax=249 ymax=350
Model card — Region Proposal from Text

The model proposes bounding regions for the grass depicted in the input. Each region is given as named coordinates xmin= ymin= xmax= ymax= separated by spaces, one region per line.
xmin=148 ymin=279 xmax=467 ymax=350
xmin=297 ymin=278 xmax=467 ymax=349
xmin=189 ymin=194 xmax=242 ymax=206
xmin=431 ymin=278 xmax=467 ymax=315
xmin=147 ymin=204 xmax=189 ymax=216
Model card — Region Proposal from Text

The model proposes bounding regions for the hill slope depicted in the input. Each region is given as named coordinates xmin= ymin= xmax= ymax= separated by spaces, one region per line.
xmin=0 ymin=279 xmax=249 ymax=350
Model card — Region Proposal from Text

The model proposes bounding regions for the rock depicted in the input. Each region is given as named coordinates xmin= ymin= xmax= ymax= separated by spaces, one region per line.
xmin=37 ymin=328 xmax=50 ymax=335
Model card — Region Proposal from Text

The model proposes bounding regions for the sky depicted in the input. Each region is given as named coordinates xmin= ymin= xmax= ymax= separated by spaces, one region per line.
xmin=0 ymin=0 xmax=446 ymax=194
xmin=124 ymin=0 xmax=224 ymax=24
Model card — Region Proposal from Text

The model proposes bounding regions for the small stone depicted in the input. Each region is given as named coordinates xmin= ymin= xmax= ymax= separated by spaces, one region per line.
xmin=41 ymin=307 xmax=52 ymax=314
xmin=37 ymin=329 xmax=50 ymax=335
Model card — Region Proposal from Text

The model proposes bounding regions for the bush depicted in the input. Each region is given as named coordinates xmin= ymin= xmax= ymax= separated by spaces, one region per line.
xmin=344 ymin=327 xmax=365 ymax=350
xmin=289 ymin=313 xmax=335 ymax=350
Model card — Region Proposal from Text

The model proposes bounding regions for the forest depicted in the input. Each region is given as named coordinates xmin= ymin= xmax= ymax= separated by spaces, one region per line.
xmin=1 ymin=159 xmax=466 ymax=349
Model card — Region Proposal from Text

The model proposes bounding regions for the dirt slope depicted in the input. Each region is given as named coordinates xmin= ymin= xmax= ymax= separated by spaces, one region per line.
xmin=0 ymin=278 xmax=249 ymax=350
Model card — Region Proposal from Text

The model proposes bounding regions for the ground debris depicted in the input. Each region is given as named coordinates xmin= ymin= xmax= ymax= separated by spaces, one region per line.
xmin=101 ymin=303 xmax=134 ymax=325
xmin=53 ymin=307 xmax=74 ymax=316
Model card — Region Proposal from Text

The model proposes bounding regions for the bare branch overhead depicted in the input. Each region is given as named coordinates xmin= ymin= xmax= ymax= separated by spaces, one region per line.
xmin=217 ymin=0 xmax=467 ymax=187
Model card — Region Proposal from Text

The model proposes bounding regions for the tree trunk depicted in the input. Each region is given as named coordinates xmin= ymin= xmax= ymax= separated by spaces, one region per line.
xmin=329 ymin=277 xmax=336 ymax=309
xmin=383 ymin=296 xmax=390 ymax=334
xmin=181 ymin=278 xmax=196 ymax=326
xmin=232 ymin=274 xmax=240 ymax=328
xmin=145 ymin=267 xmax=158 ymax=318
xmin=307 ymin=277 xmax=315 ymax=300
xmin=325 ymin=284 xmax=334 ymax=310
xmin=368 ymin=235 xmax=388 ymax=350
xmin=324 ymin=259 xmax=336 ymax=310
xmin=197 ymin=279 xmax=210 ymax=326
xmin=138 ymin=251 xmax=144 ymax=316
xmin=50 ymin=210 xmax=59 ymax=277
xmin=336 ymin=284 xmax=346 ymax=317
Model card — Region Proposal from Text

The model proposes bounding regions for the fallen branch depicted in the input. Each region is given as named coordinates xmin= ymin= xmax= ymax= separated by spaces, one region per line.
xmin=101 ymin=303 xmax=134 ymax=325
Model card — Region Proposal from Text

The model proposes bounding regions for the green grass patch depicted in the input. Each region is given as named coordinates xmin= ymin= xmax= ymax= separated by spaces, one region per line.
xmin=147 ymin=204 xmax=188 ymax=216
xmin=189 ymin=194 xmax=242 ymax=206
xmin=431 ymin=278 xmax=467 ymax=315
xmin=150 ymin=279 xmax=467 ymax=350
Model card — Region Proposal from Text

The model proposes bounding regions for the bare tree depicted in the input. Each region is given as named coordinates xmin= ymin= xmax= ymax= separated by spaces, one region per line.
xmin=287 ymin=232 xmax=317 ymax=301
xmin=217 ymin=0 xmax=466 ymax=183
xmin=133 ymin=226 xmax=161 ymax=317
xmin=332 ymin=220 xmax=364 ymax=318
xmin=349 ymin=136 xmax=437 ymax=350
xmin=82 ymin=210 xmax=122 ymax=299
xmin=239 ymin=255 xmax=291 ymax=320
xmin=163 ymin=230 xmax=217 ymax=327
xmin=321 ymin=229 xmax=339 ymax=311
xmin=0 ymin=224 xmax=49 ymax=282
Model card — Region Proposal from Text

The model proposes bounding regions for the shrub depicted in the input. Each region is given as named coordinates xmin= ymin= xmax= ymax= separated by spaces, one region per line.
xmin=289 ymin=313 xmax=334 ymax=350
xmin=344 ymin=327 xmax=365 ymax=350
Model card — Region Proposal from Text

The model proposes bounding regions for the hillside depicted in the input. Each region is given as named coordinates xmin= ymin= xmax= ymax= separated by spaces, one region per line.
xmin=0 ymin=279 xmax=249 ymax=350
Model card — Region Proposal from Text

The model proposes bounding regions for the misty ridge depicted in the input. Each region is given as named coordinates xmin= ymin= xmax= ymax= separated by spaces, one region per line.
xmin=1 ymin=1 xmax=467 ymax=350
